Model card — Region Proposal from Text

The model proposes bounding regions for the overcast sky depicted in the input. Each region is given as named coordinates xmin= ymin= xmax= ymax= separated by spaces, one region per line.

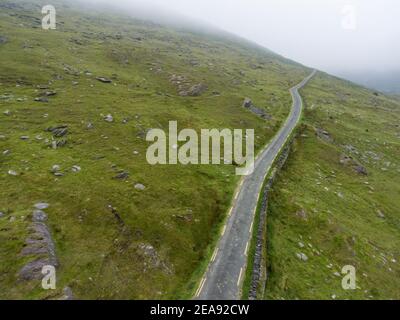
xmin=84 ymin=0 xmax=400 ymax=76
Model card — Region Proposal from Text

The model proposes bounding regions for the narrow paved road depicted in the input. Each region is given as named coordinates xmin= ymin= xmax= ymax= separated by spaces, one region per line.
xmin=196 ymin=70 xmax=316 ymax=300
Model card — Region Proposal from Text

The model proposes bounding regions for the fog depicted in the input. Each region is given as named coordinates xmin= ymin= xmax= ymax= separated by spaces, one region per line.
xmin=82 ymin=0 xmax=400 ymax=90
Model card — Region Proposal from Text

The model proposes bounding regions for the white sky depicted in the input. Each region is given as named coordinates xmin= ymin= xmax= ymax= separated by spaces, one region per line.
xmin=84 ymin=0 xmax=400 ymax=75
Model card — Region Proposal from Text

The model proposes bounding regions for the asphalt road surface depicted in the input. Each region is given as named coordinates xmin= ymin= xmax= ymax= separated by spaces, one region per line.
xmin=196 ymin=70 xmax=317 ymax=300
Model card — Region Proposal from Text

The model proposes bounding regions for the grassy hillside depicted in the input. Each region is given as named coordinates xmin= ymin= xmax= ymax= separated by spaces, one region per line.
xmin=0 ymin=0 xmax=309 ymax=299
xmin=265 ymin=73 xmax=400 ymax=300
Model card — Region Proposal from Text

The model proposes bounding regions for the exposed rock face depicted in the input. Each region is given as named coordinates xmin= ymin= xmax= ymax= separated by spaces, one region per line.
xmin=242 ymin=98 xmax=271 ymax=120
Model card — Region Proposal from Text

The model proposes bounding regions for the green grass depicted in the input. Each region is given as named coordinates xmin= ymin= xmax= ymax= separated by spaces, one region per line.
xmin=0 ymin=0 xmax=309 ymax=299
xmin=264 ymin=72 xmax=400 ymax=300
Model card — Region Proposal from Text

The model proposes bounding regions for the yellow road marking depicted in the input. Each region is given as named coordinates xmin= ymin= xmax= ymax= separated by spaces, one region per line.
xmin=211 ymin=248 xmax=219 ymax=262
xmin=195 ymin=277 xmax=207 ymax=297
xmin=237 ymin=268 xmax=243 ymax=287
xmin=244 ymin=242 xmax=249 ymax=256
xmin=221 ymin=225 xmax=226 ymax=236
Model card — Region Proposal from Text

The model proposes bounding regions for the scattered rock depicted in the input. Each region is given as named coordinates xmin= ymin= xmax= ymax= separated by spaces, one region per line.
xmin=134 ymin=183 xmax=146 ymax=191
xmin=3 ymin=110 xmax=11 ymax=116
xmin=20 ymin=136 xmax=30 ymax=140
xmin=296 ymin=253 xmax=308 ymax=262
xmin=107 ymin=205 xmax=125 ymax=226
xmin=187 ymin=83 xmax=207 ymax=97
xmin=34 ymin=97 xmax=49 ymax=103
xmin=96 ymin=77 xmax=112 ymax=83
xmin=114 ymin=171 xmax=129 ymax=180
xmin=354 ymin=165 xmax=368 ymax=175
xmin=8 ymin=170 xmax=18 ymax=176
xmin=0 ymin=36 xmax=7 ymax=44
xmin=0 ymin=211 xmax=4 ymax=218
xmin=51 ymin=139 xmax=67 ymax=149
xmin=377 ymin=210 xmax=385 ymax=219
xmin=32 ymin=210 xmax=48 ymax=222
xmin=51 ymin=165 xmax=61 ymax=173
xmin=3 ymin=150 xmax=11 ymax=155
xmin=44 ymin=91 xmax=57 ymax=97
xmin=71 ymin=165 xmax=81 ymax=173
xmin=87 ymin=122 xmax=94 ymax=129
xmin=133 ymin=150 xmax=139 ymax=155
xmin=47 ymin=125 xmax=68 ymax=137
xmin=137 ymin=243 xmax=173 ymax=274
xmin=34 ymin=202 xmax=49 ymax=210
xmin=104 ymin=114 xmax=114 ymax=123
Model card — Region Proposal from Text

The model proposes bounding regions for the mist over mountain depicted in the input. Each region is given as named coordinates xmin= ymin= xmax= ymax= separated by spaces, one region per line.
xmin=335 ymin=70 xmax=400 ymax=93
xmin=78 ymin=0 xmax=400 ymax=94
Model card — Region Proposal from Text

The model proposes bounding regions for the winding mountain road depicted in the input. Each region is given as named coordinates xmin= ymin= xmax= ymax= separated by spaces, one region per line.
xmin=196 ymin=70 xmax=317 ymax=300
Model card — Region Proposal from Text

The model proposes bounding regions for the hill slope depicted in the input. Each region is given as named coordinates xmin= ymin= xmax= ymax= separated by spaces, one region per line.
xmin=0 ymin=0 xmax=308 ymax=299
xmin=265 ymin=73 xmax=400 ymax=300
xmin=1 ymin=0 xmax=399 ymax=301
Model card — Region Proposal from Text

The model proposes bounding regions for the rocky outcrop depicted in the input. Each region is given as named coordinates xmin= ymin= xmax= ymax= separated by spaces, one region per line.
xmin=340 ymin=154 xmax=368 ymax=175
xmin=179 ymin=83 xmax=208 ymax=97
xmin=137 ymin=243 xmax=173 ymax=275
xmin=316 ymin=128 xmax=333 ymax=143
xmin=170 ymin=74 xmax=208 ymax=97
xmin=242 ymin=98 xmax=271 ymax=120
xmin=19 ymin=205 xmax=58 ymax=281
